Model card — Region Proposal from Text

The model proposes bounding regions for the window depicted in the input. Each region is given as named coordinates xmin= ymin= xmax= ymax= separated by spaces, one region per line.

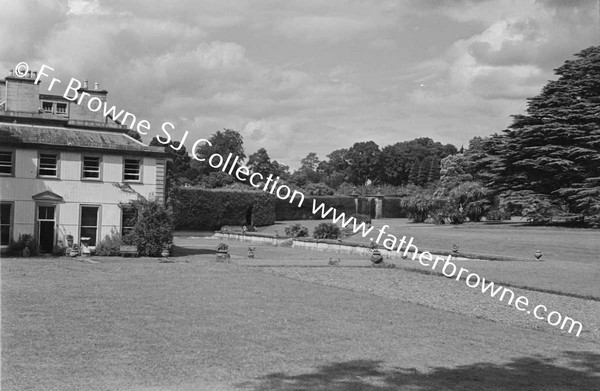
xmin=123 ymin=158 xmax=141 ymax=181
xmin=0 ymin=150 xmax=13 ymax=175
xmin=80 ymin=206 xmax=99 ymax=246
xmin=121 ymin=206 xmax=137 ymax=237
xmin=38 ymin=206 xmax=55 ymax=220
xmin=56 ymin=103 xmax=67 ymax=115
xmin=38 ymin=153 xmax=59 ymax=177
xmin=1 ymin=203 xmax=12 ymax=246
xmin=42 ymin=101 xmax=53 ymax=113
xmin=82 ymin=156 xmax=101 ymax=179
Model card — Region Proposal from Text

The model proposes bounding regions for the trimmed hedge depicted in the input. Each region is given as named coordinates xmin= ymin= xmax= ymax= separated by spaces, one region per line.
xmin=171 ymin=188 xmax=276 ymax=230
xmin=382 ymin=197 xmax=405 ymax=218
xmin=276 ymin=196 xmax=357 ymax=220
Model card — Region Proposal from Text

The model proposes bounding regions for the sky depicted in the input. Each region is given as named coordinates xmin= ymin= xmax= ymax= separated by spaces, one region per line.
xmin=1 ymin=0 xmax=598 ymax=169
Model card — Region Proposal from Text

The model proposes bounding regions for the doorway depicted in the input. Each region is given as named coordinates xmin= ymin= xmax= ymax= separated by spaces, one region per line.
xmin=38 ymin=205 xmax=55 ymax=253
xmin=245 ymin=205 xmax=253 ymax=226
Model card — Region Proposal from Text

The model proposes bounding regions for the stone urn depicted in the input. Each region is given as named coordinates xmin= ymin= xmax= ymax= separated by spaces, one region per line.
xmin=216 ymin=243 xmax=230 ymax=261
xmin=370 ymin=248 xmax=383 ymax=264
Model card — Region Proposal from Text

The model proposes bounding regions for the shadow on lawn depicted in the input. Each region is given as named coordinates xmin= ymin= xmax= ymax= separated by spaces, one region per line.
xmin=236 ymin=351 xmax=600 ymax=390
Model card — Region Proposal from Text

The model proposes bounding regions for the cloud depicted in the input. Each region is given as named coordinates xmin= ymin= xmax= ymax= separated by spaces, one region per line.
xmin=2 ymin=0 xmax=598 ymax=169
xmin=0 ymin=0 xmax=68 ymax=63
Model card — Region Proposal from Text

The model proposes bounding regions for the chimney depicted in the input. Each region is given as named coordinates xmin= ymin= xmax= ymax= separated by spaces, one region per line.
xmin=94 ymin=82 xmax=99 ymax=90
xmin=83 ymin=80 xmax=88 ymax=89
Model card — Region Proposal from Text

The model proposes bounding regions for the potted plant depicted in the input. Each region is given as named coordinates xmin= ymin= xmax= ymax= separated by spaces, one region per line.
xmin=216 ymin=243 xmax=230 ymax=261
xmin=70 ymin=243 xmax=79 ymax=257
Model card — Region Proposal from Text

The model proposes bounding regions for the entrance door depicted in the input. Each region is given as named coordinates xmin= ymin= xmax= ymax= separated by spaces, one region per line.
xmin=38 ymin=205 xmax=55 ymax=253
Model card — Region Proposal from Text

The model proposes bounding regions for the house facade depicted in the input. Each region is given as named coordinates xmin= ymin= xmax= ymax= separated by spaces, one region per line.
xmin=0 ymin=70 xmax=167 ymax=253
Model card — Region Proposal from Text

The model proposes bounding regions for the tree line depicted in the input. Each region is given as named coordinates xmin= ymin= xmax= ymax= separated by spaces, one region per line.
xmin=150 ymin=45 xmax=600 ymax=227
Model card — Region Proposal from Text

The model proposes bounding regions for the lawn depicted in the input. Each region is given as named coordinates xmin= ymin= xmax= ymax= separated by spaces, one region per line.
xmin=256 ymin=219 xmax=600 ymax=299
xmin=2 ymin=250 xmax=599 ymax=390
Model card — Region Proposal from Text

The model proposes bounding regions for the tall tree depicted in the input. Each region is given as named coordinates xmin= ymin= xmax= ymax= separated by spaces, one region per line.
xmin=346 ymin=141 xmax=381 ymax=185
xmin=496 ymin=46 xmax=600 ymax=223
xmin=193 ymin=129 xmax=245 ymax=178
xmin=417 ymin=156 xmax=433 ymax=186
xmin=408 ymin=159 xmax=421 ymax=185
xmin=248 ymin=148 xmax=273 ymax=177
xmin=428 ymin=157 xmax=440 ymax=183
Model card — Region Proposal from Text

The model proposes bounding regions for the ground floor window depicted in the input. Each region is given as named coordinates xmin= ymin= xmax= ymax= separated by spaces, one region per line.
xmin=80 ymin=206 xmax=99 ymax=246
xmin=121 ymin=206 xmax=137 ymax=237
xmin=0 ymin=203 xmax=12 ymax=245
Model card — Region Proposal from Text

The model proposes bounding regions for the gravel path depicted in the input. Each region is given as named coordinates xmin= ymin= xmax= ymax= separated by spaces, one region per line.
xmin=258 ymin=266 xmax=600 ymax=343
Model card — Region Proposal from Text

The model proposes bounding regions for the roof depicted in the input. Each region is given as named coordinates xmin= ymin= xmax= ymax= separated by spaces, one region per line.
xmin=0 ymin=123 xmax=167 ymax=157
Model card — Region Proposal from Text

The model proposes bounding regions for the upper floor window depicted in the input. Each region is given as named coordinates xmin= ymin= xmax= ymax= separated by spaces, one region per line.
xmin=42 ymin=101 xmax=53 ymax=113
xmin=0 ymin=150 xmax=14 ymax=175
xmin=41 ymin=101 xmax=68 ymax=116
xmin=123 ymin=158 xmax=141 ymax=182
xmin=82 ymin=156 xmax=101 ymax=179
xmin=38 ymin=153 xmax=59 ymax=177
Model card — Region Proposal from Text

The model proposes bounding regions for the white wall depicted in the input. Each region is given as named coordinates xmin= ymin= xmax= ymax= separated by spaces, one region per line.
xmin=1 ymin=148 xmax=160 ymax=247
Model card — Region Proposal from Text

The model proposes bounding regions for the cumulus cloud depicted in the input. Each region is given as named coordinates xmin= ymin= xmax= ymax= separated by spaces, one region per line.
xmin=2 ymin=0 xmax=597 ymax=168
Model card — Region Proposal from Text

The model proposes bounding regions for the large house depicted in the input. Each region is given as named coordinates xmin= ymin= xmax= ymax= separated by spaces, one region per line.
xmin=0 ymin=70 xmax=167 ymax=254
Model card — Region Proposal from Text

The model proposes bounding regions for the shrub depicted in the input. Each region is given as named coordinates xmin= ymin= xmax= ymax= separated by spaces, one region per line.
xmin=353 ymin=214 xmax=372 ymax=225
xmin=8 ymin=233 xmax=39 ymax=256
xmin=304 ymin=182 xmax=335 ymax=196
xmin=486 ymin=208 xmax=511 ymax=221
xmin=126 ymin=197 xmax=174 ymax=257
xmin=95 ymin=228 xmax=122 ymax=256
xmin=217 ymin=243 xmax=229 ymax=252
xmin=313 ymin=223 xmax=341 ymax=239
xmin=284 ymin=223 xmax=309 ymax=237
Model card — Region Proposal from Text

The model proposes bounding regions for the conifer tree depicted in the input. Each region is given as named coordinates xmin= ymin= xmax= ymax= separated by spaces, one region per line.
xmin=496 ymin=46 xmax=600 ymax=223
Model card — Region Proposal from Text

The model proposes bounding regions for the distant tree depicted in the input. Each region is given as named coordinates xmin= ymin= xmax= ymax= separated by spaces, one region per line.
xmin=271 ymin=160 xmax=291 ymax=180
xmin=428 ymin=157 xmax=440 ymax=183
xmin=408 ymin=159 xmax=420 ymax=185
xmin=299 ymin=152 xmax=320 ymax=172
xmin=378 ymin=138 xmax=457 ymax=185
xmin=195 ymin=129 xmax=245 ymax=164
xmin=417 ymin=156 xmax=433 ymax=186
xmin=248 ymin=148 xmax=273 ymax=177
xmin=439 ymin=154 xmax=472 ymax=189
xmin=127 ymin=129 xmax=142 ymax=141
xmin=194 ymin=129 xmax=245 ymax=181
xmin=346 ymin=141 xmax=381 ymax=185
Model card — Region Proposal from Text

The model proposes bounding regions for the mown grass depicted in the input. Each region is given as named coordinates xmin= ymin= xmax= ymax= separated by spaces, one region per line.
xmin=255 ymin=219 xmax=600 ymax=299
xmin=2 ymin=254 xmax=599 ymax=390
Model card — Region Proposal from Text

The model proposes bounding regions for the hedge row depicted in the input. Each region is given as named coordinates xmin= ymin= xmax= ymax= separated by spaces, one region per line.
xmin=171 ymin=189 xmax=406 ymax=229
xmin=382 ymin=197 xmax=405 ymax=218
xmin=275 ymin=196 xmax=357 ymax=220
xmin=170 ymin=188 xmax=276 ymax=230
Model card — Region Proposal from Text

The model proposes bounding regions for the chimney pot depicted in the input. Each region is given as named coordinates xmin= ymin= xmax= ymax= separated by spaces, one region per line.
xmin=83 ymin=80 xmax=88 ymax=89
xmin=94 ymin=82 xmax=99 ymax=90
xmin=9 ymin=69 xmax=13 ymax=76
